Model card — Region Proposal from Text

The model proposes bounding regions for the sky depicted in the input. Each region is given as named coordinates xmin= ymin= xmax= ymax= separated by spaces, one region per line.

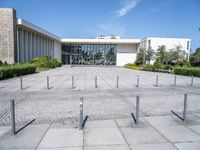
xmin=0 ymin=0 xmax=200 ymax=51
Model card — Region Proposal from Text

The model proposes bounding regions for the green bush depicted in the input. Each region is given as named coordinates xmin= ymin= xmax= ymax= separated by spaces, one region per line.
xmin=51 ymin=58 xmax=62 ymax=68
xmin=30 ymin=56 xmax=62 ymax=68
xmin=0 ymin=64 xmax=36 ymax=80
xmin=176 ymin=59 xmax=190 ymax=67
xmin=143 ymin=64 xmax=170 ymax=73
xmin=174 ymin=67 xmax=200 ymax=77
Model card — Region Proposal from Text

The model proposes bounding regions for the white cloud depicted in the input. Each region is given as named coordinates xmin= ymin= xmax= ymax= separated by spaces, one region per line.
xmin=116 ymin=0 xmax=141 ymax=17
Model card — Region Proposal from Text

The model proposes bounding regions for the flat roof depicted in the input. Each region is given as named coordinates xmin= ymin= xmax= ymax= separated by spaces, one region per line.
xmin=142 ymin=37 xmax=191 ymax=41
xmin=61 ymin=38 xmax=141 ymax=44
xmin=17 ymin=19 xmax=61 ymax=41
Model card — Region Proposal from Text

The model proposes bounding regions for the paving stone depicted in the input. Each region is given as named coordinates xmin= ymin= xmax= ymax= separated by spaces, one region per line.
xmin=116 ymin=118 xmax=149 ymax=128
xmin=38 ymin=126 xmax=83 ymax=148
xmin=145 ymin=116 xmax=180 ymax=127
xmin=188 ymin=125 xmax=200 ymax=135
xmin=0 ymin=126 xmax=10 ymax=137
xmin=85 ymin=120 xmax=117 ymax=128
xmin=0 ymin=124 xmax=50 ymax=149
xmin=1 ymin=66 xmax=200 ymax=125
xmin=37 ymin=147 xmax=82 ymax=150
xmin=84 ymin=145 xmax=130 ymax=150
xmin=84 ymin=128 xmax=126 ymax=146
xmin=121 ymin=127 xmax=167 ymax=145
xmin=156 ymin=125 xmax=200 ymax=142
xmin=131 ymin=143 xmax=177 ymax=150
xmin=175 ymin=142 xmax=200 ymax=150
xmin=175 ymin=114 xmax=200 ymax=126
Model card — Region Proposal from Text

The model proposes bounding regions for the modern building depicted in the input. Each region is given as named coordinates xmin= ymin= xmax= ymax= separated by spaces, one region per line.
xmin=140 ymin=37 xmax=191 ymax=60
xmin=0 ymin=8 xmax=191 ymax=66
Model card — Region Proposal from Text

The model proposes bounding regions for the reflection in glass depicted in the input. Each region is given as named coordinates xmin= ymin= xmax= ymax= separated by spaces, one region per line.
xmin=62 ymin=43 xmax=117 ymax=65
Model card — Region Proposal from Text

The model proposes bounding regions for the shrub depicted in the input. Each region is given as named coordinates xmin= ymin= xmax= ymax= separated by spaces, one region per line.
xmin=0 ymin=64 xmax=36 ymax=80
xmin=153 ymin=61 xmax=163 ymax=69
xmin=176 ymin=59 xmax=190 ymax=67
xmin=30 ymin=56 xmax=62 ymax=68
xmin=143 ymin=64 xmax=170 ymax=73
xmin=174 ymin=67 xmax=200 ymax=77
xmin=52 ymin=58 xmax=62 ymax=68
xmin=0 ymin=60 xmax=3 ymax=66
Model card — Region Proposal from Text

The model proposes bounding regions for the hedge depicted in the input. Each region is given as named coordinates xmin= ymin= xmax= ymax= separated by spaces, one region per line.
xmin=0 ymin=64 xmax=36 ymax=80
xmin=30 ymin=56 xmax=62 ymax=68
xmin=174 ymin=67 xmax=200 ymax=77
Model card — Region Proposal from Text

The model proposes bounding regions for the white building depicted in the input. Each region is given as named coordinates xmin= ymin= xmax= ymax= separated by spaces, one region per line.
xmin=140 ymin=37 xmax=191 ymax=60
xmin=0 ymin=8 xmax=191 ymax=66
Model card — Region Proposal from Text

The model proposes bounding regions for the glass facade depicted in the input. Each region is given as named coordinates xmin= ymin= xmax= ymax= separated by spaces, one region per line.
xmin=62 ymin=43 xmax=117 ymax=65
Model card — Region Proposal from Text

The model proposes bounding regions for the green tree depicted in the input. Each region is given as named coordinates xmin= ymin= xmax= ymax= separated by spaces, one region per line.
xmin=135 ymin=48 xmax=146 ymax=65
xmin=168 ymin=46 xmax=186 ymax=65
xmin=156 ymin=45 xmax=169 ymax=64
xmin=145 ymin=48 xmax=155 ymax=64
xmin=190 ymin=48 xmax=200 ymax=67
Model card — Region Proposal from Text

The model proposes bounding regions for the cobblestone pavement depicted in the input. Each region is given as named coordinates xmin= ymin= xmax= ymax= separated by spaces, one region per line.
xmin=0 ymin=65 xmax=200 ymax=127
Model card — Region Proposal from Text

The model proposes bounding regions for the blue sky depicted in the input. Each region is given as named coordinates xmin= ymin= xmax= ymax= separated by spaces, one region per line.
xmin=1 ymin=0 xmax=200 ymax=51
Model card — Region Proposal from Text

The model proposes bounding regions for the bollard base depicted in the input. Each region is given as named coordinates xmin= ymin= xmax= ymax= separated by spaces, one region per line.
xmin=171 ymin=111 xmax=185 ymax=121
xmin=14 ymin=119 xmax=36 ymax=134
xmin=80 ymin=115 xmax=88 ymax=130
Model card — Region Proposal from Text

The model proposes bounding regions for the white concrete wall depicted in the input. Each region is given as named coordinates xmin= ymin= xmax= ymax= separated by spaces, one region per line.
xmin=116 ymin=44 xmax=138 ymax=66
xmin=117 ymin=53 xmax=136 ymax=66
xmin=140 ymin=38 xmax=190 ymax=52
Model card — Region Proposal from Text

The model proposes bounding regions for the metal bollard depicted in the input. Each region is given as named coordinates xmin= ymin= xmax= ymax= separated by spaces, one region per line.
xmin=20 ymin=76 xmax=23 ymax=90
xmin=116 ymin=76 xmax=119 ymax=88
xmin=47 ymin=76 xmax=49 ymax=89
xmin=72 ymin=76 xmax=75 ymax=88
xmin=79 ymin=97 xmax=83 ymax=129
xmin=136 ymin=76 xmax=139 ymax=87
xmin=95 ymin=76 xmax=98 ymax=88
xmin=155 ymin=75 xmax=159 ymax=87
xmin=136 ymin=96 xmax=140 ymax=124
xmin=183 ymin=94 xmax=187 ymax=121
xmin=10 ymin=100 xmax=16 ymax=134
xmin=173 ymin=75 xmax=177 ymax=86
xmin=190 ymin=76 xmax=193 ymax=86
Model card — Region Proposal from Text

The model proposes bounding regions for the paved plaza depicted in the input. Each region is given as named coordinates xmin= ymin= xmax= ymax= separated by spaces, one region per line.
xmin=0 ymin=65 xmax=200 ymax=149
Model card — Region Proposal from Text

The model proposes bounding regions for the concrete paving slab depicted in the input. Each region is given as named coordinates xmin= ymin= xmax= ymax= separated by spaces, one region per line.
xmin=116 ymin=118 xmax=150 ymax=128
xmin=84 ymin=145 xmax=130 ymax=150
xmin=84 ymin=128 xmax=126 ymax=146
xmin=145 ymin=116 xmax=180 ymax=127
xmin=175 ymin=142 xmax=200 ymax=150
xmin=0 ymin=124 xmax=50 ymax=149
xmin=38 ymin=126 xmax=83 ymax=148
xmin=37 ymin=147 xmax=82 ymax=150
xmin=121 ymin=127 xmax=167 ymax=145
xmin=188 ymin=125 xmax=200 ymax=135
xmin=85 ymin=120 xmax=117 ymax=128
xmin=131 ymin=143 xmax=177 ymax=150
xmin=176 ymin=114 xmax=200 ymax=126
xmin=156 ymin=125 xmax=200 ymax=142
xmin=0 ymin=126 xmax=10 ymax=137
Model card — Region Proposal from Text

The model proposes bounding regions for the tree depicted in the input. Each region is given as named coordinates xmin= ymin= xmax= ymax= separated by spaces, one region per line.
xmin=168 ymin=46 xmax=186 ymax=65
xmin=156 ymin=45 xmax=169 ymax=64
xmin=135 ymin=48 xmax=145 ymax=65
xmin=145 ymin=48 xmax=155 ymax=64
xmin=190 ymin=48 xmax=200 ymax=67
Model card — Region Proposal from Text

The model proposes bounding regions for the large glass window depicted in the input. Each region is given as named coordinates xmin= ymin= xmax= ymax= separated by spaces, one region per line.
xmin=62 ymin=43 xmax=117 ymax=65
